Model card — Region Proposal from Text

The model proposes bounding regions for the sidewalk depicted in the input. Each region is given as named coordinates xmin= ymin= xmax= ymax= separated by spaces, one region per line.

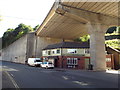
xmin=0 ymin=71 xmax=2 ymax=90
xmin=2 ymin=71 xmax=16 ymax=89
xmin=54 ymin=67 xmax=119 ymax=74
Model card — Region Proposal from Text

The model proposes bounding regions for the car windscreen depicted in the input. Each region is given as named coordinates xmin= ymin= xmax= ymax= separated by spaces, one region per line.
xmin=48 ymin=62 xmax=52 ymax=64
xmin=35 ymin=60 xmax=41 ymax=62
xmin=42 ymin=62 xmax=47 ymax=64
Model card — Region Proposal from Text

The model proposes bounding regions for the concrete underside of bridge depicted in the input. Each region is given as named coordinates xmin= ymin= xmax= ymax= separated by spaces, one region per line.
xmin=36 ymin=1 xmax=120 ymax=71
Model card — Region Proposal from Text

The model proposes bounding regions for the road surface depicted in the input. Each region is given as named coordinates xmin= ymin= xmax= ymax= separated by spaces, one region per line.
xmin=2 ymin=61 xmax=119 ymax=89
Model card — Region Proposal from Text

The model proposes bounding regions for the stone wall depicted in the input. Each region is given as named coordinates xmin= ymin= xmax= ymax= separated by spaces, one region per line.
xmin=26 ymin=32 xmax=36 ymax=59
xmin=2 ymin=34 xmax=27 ymax=63
xmin=0 ymin=38 xmax=2 ymax=60
xmin=1 ymin=32 xmax=68 ymax=64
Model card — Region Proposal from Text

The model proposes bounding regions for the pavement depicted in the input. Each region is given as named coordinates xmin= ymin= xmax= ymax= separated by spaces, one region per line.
xmin=0 ymin=71 xmax=2 ymax=90
xmin=2 ymin=71 xmax=17 ymax=89
xmin=1 ymin=61 xmax=120 ymax=89
xmin=0 ymin=62 xmax=2 ymax=90
xmin=0 ymin=61 xmax=18 ymax=89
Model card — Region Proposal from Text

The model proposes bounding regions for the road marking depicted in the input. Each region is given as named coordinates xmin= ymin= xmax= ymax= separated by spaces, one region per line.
xmin=72 ymin=81 xmax=89 ymax=86
xmin=10 ymin=74 xmax=14 ymax=77
xmin=4 ymin=71 xmax=20 ymax=90
xmin=62 ymin=76 xmax=68 ymax=80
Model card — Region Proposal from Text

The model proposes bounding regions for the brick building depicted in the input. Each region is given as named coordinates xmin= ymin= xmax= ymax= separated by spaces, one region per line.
xmin=42 ymin=41 xmax=113 ymax=69
xmin=106 ymin=46 xmax=120 ymax=70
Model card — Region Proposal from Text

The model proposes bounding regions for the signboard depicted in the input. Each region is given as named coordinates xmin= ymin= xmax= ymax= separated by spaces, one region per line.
xmin=67 ymin=49 xmax=77 ymax=54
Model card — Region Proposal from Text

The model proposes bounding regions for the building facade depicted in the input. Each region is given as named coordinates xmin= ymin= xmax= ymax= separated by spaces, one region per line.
xmin=106 ymin=46 xmax=120 ymax=70
xmin=42 ymin=42 xmax=113 ymax=69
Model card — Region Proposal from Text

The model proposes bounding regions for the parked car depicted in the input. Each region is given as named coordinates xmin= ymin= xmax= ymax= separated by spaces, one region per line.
xmin=27 ymin=58 xmax=42 ymax=67
xmin=40 ymin=62 xmax=54 ymax=69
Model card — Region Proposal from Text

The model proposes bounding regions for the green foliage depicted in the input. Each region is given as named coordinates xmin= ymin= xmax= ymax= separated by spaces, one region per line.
xmin=0 ymin=16 xmax=2 ymax=21
xmin=105 ymin=27 xmax=120 ymax=36
xmin=74 ymin=27 xmax=120 ymax=51
xmin=105 ymin=39 xmax=120 ymax=50
xmin=105 ymin=26 xmax=120 ymax=51
xmin=74 ymin=35 xmax=90 ymax=42
xmin=33 ymin=25 xmax=39 ymax=31
xmin=106 ymin=27 xmax=117 ymax=34
xmin=2 ymin=23 xmax=38 ymax=48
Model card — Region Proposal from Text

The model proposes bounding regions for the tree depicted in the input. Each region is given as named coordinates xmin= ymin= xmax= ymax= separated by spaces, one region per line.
xmin=2 ymin=23 xmax=34 ymax=48
xmin=0 ymin=16 xmax=2 ymax=21
xmin=74 ymin=35 xmax=90 ymax=42
xmin=33 ymin=25 xmax=39 ymax=31
xmin=106 ymin=27 xmax=117 ymax=34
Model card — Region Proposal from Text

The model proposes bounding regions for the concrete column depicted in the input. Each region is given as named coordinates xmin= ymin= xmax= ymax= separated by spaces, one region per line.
xmin=87 ymin=23 xmax=108 ymax=71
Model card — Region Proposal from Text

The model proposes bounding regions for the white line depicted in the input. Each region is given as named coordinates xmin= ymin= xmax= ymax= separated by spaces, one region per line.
xmin=10 ymin=74 xmax=14 ymax=77
xmin=72 ymin=81 xmax=88 ymax=86
xmin=62 ymin=76 xmax=68 ymax=80
xmin=4 ymin=71 xmax=20 ymax=89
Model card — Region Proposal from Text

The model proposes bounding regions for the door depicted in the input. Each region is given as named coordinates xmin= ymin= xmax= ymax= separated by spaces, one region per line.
xmin=85 ymin=58 xmax=90 ymax=69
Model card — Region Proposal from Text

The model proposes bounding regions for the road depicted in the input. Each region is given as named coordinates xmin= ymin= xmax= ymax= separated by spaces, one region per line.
xmin=2 ymin=61 xmax=119 ymax=89
xmin=0 ymin=61 xmax=2 ymax=90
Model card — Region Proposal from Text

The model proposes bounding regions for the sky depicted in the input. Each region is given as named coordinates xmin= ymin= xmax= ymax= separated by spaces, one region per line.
xmin=0 ymin=0 xmax=55 ymax=37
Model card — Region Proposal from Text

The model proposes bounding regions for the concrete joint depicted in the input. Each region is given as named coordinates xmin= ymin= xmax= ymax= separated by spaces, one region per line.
xmin=86 ymin=22 xmax=109 ymax=34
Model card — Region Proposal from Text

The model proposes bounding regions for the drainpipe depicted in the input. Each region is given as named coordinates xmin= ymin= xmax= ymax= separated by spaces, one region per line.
xmin=61 ymin=38 xmax=64 ymax=68
xmin=35 ymin=33 xmax=38 ymax=58
xmin=61 ymin=48 xmax=63 ymax=68
xmin=25 ymin=34 xmax=29 ymax=64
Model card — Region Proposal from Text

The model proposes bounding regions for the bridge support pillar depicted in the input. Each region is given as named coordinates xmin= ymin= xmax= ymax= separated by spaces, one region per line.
xmin=87 ymin=23 xmax=108 ymax=71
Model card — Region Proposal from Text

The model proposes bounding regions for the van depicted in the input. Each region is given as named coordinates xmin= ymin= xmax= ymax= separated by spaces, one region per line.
xmin=40 ymin=62 xmax=54 ymax=69
xmin=27 ymin=58 xmax=42 ymax=67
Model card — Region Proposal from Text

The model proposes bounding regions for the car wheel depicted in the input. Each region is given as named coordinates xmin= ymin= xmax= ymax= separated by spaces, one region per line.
xmin=40 ymin=65 xmax=42 ymax=67
xmin=46 ymin=66 xmax=48 ymax=69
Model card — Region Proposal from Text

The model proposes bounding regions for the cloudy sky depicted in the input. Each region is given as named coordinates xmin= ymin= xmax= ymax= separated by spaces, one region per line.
xmin=0 ymin=0 xmax=55 ymax=37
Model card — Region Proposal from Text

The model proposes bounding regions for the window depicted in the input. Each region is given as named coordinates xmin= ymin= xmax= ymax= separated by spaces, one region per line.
xmin=57 ymin=49 xmax=60 ymax=54
xmin=106 ymin=58 xmax=111 ymax=62
xmin=48 ymin=62 xmax=53 ymax=64
xmin=85 ymin=49 xmax=90 ymax=54
xmin=35 ymin=60 xmax=41 ymax=62
xmin=67 ymin=58 xmax=71 ymax=64
xmin=43 ymin=51 xmax=47 ymax=55
xmin=43 ymin=57 xmax=48 ymax=60
xmin=15 ymin=57 xmax=18 ymax=59
xmin=67 ymin=58 xmax=78 ymax=65
xmin=74 ymin=58 xmax=78 ymax=65
xmin=48 ymin=51 xmax=51 ymax=55
xmin=43 ymin=62 xmax=47 ymax=64
xmin=52 ymin=51 xmax=55 ymax=54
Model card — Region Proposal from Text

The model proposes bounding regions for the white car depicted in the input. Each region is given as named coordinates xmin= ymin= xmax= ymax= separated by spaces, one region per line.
xmin=27 ymin=58 xmax=42 ymax=67
xmin=40 ymin=62 xmax=54 ymax=69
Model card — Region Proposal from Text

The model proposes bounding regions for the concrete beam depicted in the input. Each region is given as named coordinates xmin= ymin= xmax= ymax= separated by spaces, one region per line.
xmin=56 ymin=4 xmax=119 ymax=27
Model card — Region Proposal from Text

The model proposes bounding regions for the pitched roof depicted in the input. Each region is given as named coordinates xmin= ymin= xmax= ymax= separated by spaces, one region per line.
xmin=106 ymin=46 xmax=120 ymax=53
xmin=43 ymin=41 xmax=89 ymax=50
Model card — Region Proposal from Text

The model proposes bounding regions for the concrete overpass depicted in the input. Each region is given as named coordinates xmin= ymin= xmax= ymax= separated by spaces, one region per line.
xmin=36 ymin=0 xmax=120 ymax=71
